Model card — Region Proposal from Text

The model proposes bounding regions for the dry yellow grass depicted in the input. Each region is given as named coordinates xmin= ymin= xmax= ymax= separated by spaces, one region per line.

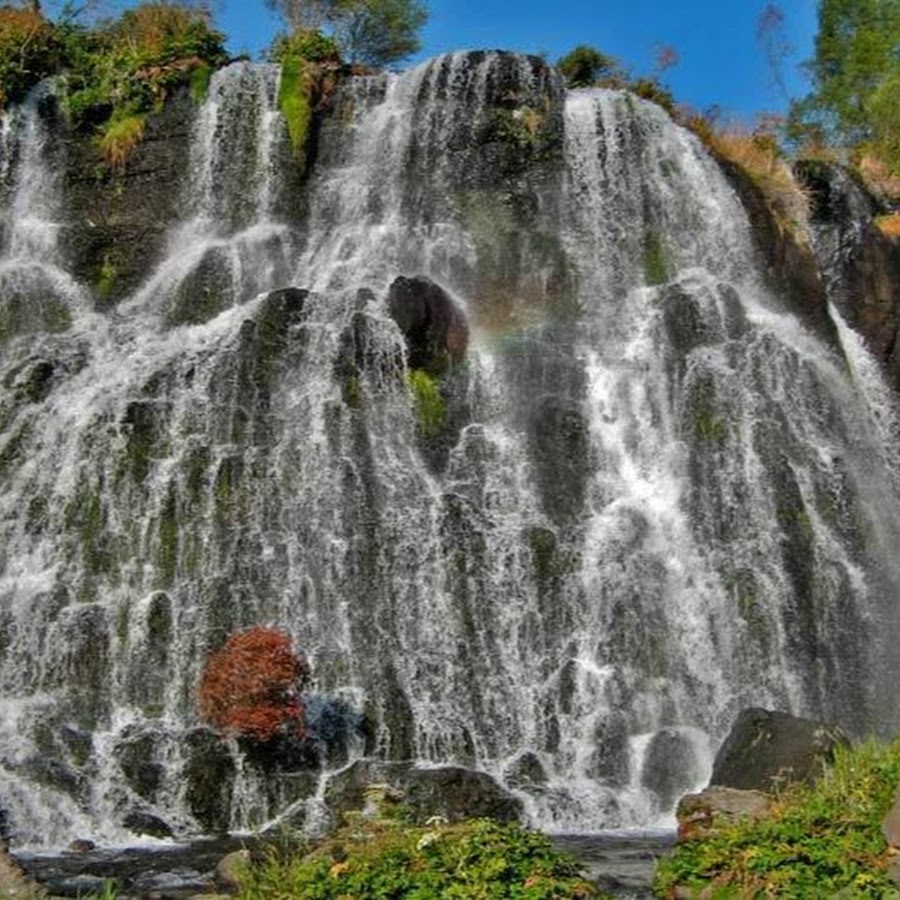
xmin=856 ymin=153 xmax=900 ymax=204
xmin=97 ymin=114 xmax=146 ymax=169
xmin=875 ymin=214 xmax=900 ymax=240
xmin=707 ymin=130 xmax=811 ymax=231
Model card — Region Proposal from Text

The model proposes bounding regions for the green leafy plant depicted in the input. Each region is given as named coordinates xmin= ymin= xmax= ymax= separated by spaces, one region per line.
xmin=654 ymin=738 xmax=900 ymax=898
xmin=237 ymin=813 xmax=600 ymax=899
xmin=407 ymin=368 xmax=445 ymax=437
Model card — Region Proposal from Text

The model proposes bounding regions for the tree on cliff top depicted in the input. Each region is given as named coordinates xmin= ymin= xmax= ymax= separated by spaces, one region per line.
xmin=265 ymin=0 xmax=428 ymax=67
xmin=789 ymin=0 xmax=900 ymax=158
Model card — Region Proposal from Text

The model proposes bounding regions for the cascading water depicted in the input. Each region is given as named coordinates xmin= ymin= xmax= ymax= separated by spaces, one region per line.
xmin=2 ymin=52 xmax=900 ymax=849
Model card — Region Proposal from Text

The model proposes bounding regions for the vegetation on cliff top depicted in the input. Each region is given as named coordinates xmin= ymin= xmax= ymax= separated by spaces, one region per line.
xmin=654 ymin=738 xmax=900 ymax=898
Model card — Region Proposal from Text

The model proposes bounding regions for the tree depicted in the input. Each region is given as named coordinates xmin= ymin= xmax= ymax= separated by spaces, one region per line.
xmin=333 ymin=0 xmax=426 ymax=66
xmin=757 ymin=3 xmax=793 ymax=104
xmin=789 ymin=0 xmax=900 ymax=147
xmin=197 ymin=626 xmax=310 ymax=742
xmin=264 ymin=0 xmax=339 ymax=32
xmin=556 ymin=44 xmax=618 ymax=88
xmin=266 ymin=0 xmax=426 ymax=66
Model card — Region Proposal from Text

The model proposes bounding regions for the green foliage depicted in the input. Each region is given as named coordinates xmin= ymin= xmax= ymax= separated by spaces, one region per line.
xmin=643 ymin=231 xmax=668 ymax=286
xmin=277 ymin=54 xmax=314 ymax=158
xmin=96 ymin=112 xmax=146 ymax=168
xmin=556 ymin=45 xmax=617 ymax=88
xmin=407 ymin=368 xmax=445 ymax=437
xmin=654 ymin=738 xmax=900 ymax=898
xmin=266 ymin=0 xmax=427 ymax=67
xmin=238 ymin=815 xmax=599 ymax=899
xmin=189 ymin=61 xmax=212 ymax=103
xmin=268 ymin=27 xmax=341 ymax=64
xmin=0 ymin=7 xmax=62 ymax=109
xmin=0 ymin=3 xmax=228 ymax=164
xmin=789 ymin=0 xmax=900 ymax=159
xmin=333 ymin=0 xmax=428 ymax=67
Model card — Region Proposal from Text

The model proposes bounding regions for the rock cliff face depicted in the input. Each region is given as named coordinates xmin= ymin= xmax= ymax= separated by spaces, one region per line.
xmin=3 ymin=53 xmax=900 ymax=848
xmin=796 ymin=160 xmax=900 ymax=393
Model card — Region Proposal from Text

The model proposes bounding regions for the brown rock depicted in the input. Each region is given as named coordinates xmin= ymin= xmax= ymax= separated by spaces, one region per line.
xmin=215 ymin=848 xmax=251 ymax=890
xmin=676 ymin=786 xmax=770 ymax=842
xmin=882 ymin=782 xmax=900 ymax=849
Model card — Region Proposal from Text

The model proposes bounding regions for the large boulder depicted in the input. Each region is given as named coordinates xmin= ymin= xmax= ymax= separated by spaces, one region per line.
xmin=641 ymin=728 xmax=705 ymax=813
xmin=324 ymin=760 xmax=523 ymax=825
xmin=676 ymin=786 xmax=770 ymax=842
xmin=387 ymin=276 xmax=468 ymax=374
xmin=709 ymin=707 xmax=850 ymax=792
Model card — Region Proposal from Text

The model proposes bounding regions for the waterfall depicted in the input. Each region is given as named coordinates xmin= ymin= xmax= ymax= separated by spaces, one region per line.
xmin=2 ymin=54 xmax=900 ymax=848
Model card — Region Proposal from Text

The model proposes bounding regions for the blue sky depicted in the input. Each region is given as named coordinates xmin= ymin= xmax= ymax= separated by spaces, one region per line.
xmin=216 ymin=0 xmax=819 ymax=122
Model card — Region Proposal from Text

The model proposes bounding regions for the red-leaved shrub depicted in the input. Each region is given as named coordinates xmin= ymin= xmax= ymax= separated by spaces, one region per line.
xmin=197 ymin=627 xmax=309 ymax=742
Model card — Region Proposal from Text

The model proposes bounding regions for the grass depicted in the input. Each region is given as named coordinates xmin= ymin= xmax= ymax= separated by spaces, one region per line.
xmin=96 ymin=113 xmax=147 ymax=169
xmin=407 ymin=369 xmax=446 ymax=437
xmin=653 ymin=739 xmax=900 ymax=898
xmin=875 ymin=215 xmax=900 ymax=240
xmin=856 ymin=153 xmax=900 ymax=204
xmin=278 ymin=55 xmax=315 ymax=160
xmin=237 ymin=810 xmax=601 ymax=899
xmin=705 ymin=129 xmax=811 ymax=234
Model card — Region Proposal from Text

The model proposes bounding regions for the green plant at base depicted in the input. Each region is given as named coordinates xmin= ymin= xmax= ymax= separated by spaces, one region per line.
xmin=238 ymin=814 xmax=600 ymax=899
xmin=96 ymin=254 xmax=118 ymax=299
xmin=407 ymin=368 xmax=445 ymax=437
xmin=654 ymin=738 xmax=900 ymax=898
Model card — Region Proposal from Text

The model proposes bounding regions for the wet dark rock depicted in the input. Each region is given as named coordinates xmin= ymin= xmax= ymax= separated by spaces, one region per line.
xmin=61 ymin=88 xmax=195 ymax=307
xmin=504 ymin=751 xmax=548 ymax=789
xmin=796 ymin=159 xmax=900 ymax=393
xmin=122 ymin=810 xmax=174 ymax=839
xmin=67 ymin=839 xmax=95 ymax=853
xmin=718 ymin=157 xmax=840 ymax=350
xmin=116 ymin=729 xmax=164 ymax=802
xmin=587 ymin=715 xmax=632 ymax=787
xmin=183 ymin=729 xmax=236 ymax=835
xmin=528 ymin=394 xmax=591 ymax=524
xmin=388 ymin=275 xmax=468 ymax=374
xmin=641 ymin=728 xmax=703 ymax=812
xmin=325 ymin=760 xmax=523 ymax=825
xmin=710 ymin=707 xmax=850 ymax=791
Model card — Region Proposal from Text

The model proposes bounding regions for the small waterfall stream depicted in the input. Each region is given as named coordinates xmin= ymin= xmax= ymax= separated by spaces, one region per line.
xmin=1 ymin=54 xmax=900 ymax=849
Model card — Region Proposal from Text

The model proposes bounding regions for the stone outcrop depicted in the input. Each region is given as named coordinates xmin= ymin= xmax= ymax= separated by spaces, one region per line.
xmin=324 ymin=760 xmax=523 ymax=826
xmin=676 ymin=786 xmax=770 ymax=842
xmin=709 ymin=707 xmax=849 ymax=792
xmin=796 ymin=159 xmax=900 ymax=393
xmin=388 ymin=275 xmax=468 ymax=374
xmin=716 ymin=157 xmax=839 ymax=349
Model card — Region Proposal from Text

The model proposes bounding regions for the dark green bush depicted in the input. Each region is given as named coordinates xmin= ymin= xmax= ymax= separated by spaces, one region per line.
xmin=268 ymin=28 xmax=341 ymax=65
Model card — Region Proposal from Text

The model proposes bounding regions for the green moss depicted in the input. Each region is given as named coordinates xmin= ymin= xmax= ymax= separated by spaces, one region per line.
xmin=343 ymin=374 xmax=361 ymax=409
xmin=96 ymin=254 xmax=118 ymax=300
xmin=237 ymin=813 xmax=600 ymax=899
xmin=407 ymin=369 xmax=446 ymax=437
xmin=278 ymin=56 xmax=314 ymax=160
xmin=694 ymin=410 xmax=727 ymax=443
xmin=654 ymin=739 xmax=900 ymax=898
xmin=189 ymin=62 xmax=213 ymax=104
xmin=156 ymin=486 xmax=179 ymax=588
xmin=644 ymin=230 xmax=668 ymax=285
xmin=96 ymin=113 xmax=146 ymax=169
xmin=65 ymin=478 xmax=113 ymax=577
